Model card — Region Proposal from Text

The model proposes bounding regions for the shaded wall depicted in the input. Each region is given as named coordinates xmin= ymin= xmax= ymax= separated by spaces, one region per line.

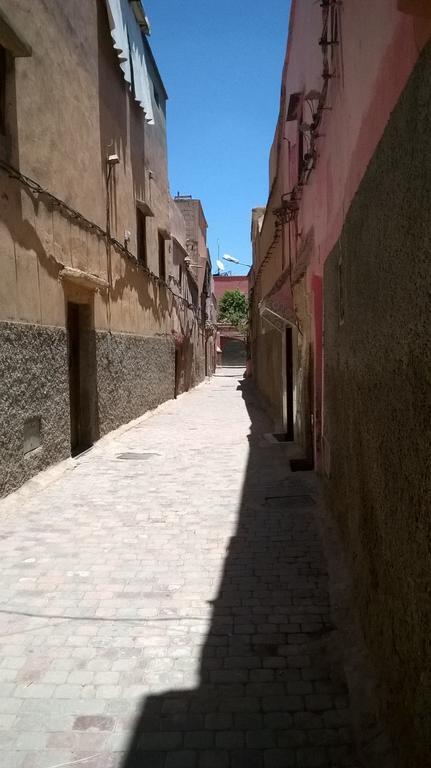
xmin=0 ymin=322 xmax=70 ymax=496
xmin=324 ymin=43 xmax=431 ymax=767
xmin=252 ymin=324 xmax=283 ymax=430
xmin=250 ymin=0 xmax=431 ymax=466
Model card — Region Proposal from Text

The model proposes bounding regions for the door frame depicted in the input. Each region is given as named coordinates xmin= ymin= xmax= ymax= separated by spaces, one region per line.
xmin=65 ymin=288 xmax=98 ymax=456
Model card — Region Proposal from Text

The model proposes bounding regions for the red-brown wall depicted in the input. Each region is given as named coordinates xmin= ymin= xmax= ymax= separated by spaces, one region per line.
xmin=213 ymin=275 xmax=249 ymax=302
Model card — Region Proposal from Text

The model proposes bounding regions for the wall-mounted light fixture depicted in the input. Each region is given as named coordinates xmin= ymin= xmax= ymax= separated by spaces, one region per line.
xmin=184 ymin=256 xmax=205 ymax=269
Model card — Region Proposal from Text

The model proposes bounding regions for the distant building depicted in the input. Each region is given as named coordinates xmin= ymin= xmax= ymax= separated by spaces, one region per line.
xmin=173 ymin=196 xmax=217 ymax=384
xmin=213 ymin=274 xmax=249 ymax=302
xmin=213 ymin=275 xmax=249 ymax=368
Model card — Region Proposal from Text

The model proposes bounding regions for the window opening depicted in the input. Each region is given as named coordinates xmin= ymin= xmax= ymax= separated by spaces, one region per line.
xmin=330 ymin=3 xmax=340 ymax=73
xmin=158 ymin=231 xmax=166 ymax=281
xmin=136 ymin=208 xmax=147 ymax=266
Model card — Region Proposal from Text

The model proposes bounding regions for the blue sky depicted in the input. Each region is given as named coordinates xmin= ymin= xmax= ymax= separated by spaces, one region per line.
xmin=145 ymin=0 xmax=290 ymax=275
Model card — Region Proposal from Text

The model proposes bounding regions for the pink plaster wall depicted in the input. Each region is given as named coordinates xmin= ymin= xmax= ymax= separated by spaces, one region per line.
xmin=277 ymin=1 xmax=426 ymax=275
xmin=272 ymin=0 xmax=430 ymax=464
xmin=213 ymin=275 xmax=249 ymax=301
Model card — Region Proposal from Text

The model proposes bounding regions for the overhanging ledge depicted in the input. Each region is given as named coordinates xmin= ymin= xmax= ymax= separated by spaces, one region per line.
xmin=259 ymin=266 xmax=298 ymax=331
xmin=59 ymin=267 xmax=109 ymax=292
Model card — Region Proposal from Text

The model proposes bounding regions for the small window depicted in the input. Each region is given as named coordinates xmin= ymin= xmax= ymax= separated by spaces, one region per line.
xmin=136 ymin=208 xmax=147 ymax=266
xmin=286 ymin=92 xmax=302 ymax=122
xmin=297 ymin=120 xmax=304 ymax=182
xmin=158 ymin=232 xmax=166 ymax=280
xmin=330 ymin=3 xmax=340 ymax=73
xmin=23 ymin=416 xmax=42 ymax=454
xmin=178 ymin=263 xmax=183 ymax=289
xmin=0 ymin=45 xmax=7 ymax=135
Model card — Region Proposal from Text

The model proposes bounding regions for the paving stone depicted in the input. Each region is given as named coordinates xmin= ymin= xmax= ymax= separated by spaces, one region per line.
xmin=166 ymin=750 xmax=197 ymax=767
xmin=163 ymin=713 xmax=205 ymax=732
xmin=296 ymin=746 xmax=329 ymax=766
xmin=73 ymin=715 xmax=115 ymax=731
xmin=15 ymin=732 xmax=48 ymax=750
xmin=132 ymin=751 xmax=165 ymax=768
xmin=305 ymin=695 xmax=334 ymax=712
xmin=262 ymin=695 xmax=303 ymax=712
xmin=215 ymin=730 xmax=245 ymax=748
xmin=139 ymin=731 xmax=183 ymax=750
xmin=205 ymin=713 xmax=233 ymax=730
xmin=0 ymin=369 xmax=359 ymax=767
xmin=277 ymin=729 xmax=307 ymax=748
xmin=198 ymin=750 xmax=229 ymax=768
xmin=231 ymin=749 xmax=264 ymax=767
xmin=234 ymin=713 xmax=263 ymax=731
xmin=184 ymin=731 xmax=214 ymax=749
xmin=264 ymin=713 xmax=293 ymax=730
xmin=264 ymin=748 xmax=296 ymax=767
xmin=246 ymin=729 xmax=277 ymax=748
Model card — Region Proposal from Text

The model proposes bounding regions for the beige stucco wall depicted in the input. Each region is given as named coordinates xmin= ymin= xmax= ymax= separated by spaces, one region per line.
xmin=0 ymin=0 xmax=192 ymax=339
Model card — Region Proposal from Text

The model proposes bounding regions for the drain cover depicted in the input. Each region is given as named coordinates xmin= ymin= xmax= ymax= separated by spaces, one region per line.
xmin=116 ymin=452 xmax=160 ymax=461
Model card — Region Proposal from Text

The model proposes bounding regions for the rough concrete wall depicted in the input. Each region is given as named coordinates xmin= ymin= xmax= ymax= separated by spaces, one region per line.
xmin=174 ymin=327 xmax=205 ymax=397
xmin=193 ymin=340 xmax=206 ymax=386
xmin=324 ymin=42 xmax=431 ymax=767
xmin=255 ymin=327 xmax=283 ymax=429
xmin=0 ymin=321 xmax=70 ymax=497
xmin=96 ymin=332 xmax=175 ymax=435
xmin=293 ymin=277 xmax=314 ymax=463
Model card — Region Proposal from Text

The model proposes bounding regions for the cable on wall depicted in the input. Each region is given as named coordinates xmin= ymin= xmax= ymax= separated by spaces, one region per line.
xmin=0 ymin=159 xmax=202 ymax=318
xmin=253 ymin=0 xmax=341 ymax=291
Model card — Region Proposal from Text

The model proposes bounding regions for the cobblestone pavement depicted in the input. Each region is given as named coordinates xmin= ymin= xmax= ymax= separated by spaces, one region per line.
xmin=0 ymin=369 xmax=359 ymax=768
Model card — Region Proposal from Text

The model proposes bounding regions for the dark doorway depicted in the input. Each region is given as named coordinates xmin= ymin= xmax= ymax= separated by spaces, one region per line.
xmin=285 ymin=327 xmax=294 ymax=440
xmin=174 ymin=349 xmax=180 ymax=399
xmin=67 ymin=302 xmax=98 ymax=456
xmin=158 ymin=231 xmax=166 ymax=280
xmin=221 ymin=337 xmax=247 ymax=366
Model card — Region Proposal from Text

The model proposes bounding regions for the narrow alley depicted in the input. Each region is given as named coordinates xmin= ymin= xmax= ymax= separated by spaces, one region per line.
xmin=0 ymin=370 xmax=366 ymax=768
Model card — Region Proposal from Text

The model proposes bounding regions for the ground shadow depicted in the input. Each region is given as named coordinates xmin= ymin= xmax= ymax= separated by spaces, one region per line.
xmin=120 ymin=379 xmax=357 ymax=768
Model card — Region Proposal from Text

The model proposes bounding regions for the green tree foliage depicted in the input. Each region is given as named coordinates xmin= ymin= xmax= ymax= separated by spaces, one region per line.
xmin=218 ymin=289 xmax=248 ymax=328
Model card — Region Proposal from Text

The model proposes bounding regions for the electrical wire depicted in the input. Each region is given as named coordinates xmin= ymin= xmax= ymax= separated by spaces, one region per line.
xmin=0 ymin=159 xmax=202 ymax=317
xmin=252 ymin=0 xmax=339 ymax=293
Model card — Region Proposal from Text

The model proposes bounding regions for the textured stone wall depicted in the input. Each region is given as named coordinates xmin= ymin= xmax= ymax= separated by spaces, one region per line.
xmin=324 ymin=42 xmax=431 ymax=767
xmin=254 ymin=326 xmax=283 ymax=428
xmin=0 ymin=321 xmax=70 ymax=497
xmin=0 ymin=325 xmax=188 ymax=497
xmin=96 ymin=331 xmax=175 ymax=436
